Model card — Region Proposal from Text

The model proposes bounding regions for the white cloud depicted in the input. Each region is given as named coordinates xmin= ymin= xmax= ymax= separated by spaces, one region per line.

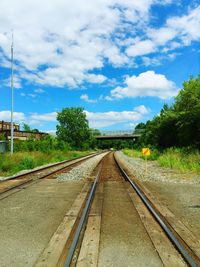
xmin=166 ymin=5 xmax=200 ymax=44
xmin=0 ymin=110 xmax=25 ymax=122
xmin=86 ymin=74 xmax=107 ymax=84
xmin=0 ymin=106 xmax=149 ymax=129
xmin=123 ymin=5 xmax=200 ymax=63
xmin=29 ymin=112 xmax=57 ymax=122
xmin=142 ymin=56 xmax=161 ymax=66
xmin=0 ymin=0 xmax=172 ymax=87
xmin=80 ymin=94 xmax=97 ymax=103
xmin=147 ymin=27 xmax=177 ymax=46
xmin=145 ymin=6 xmax=200 ymax=54
xmin=85 ymin=106 xmax=150 ymax=128
xmin=34 ymin=88 xmax=45 ymax=93
xmin=126 ymin=39 xmax=156 ymax=57
xmin=110 ymin=71 xmax=178 ymax=99
xmin=1 ymin=75 xmax=22 ymax=89
xmin=134 ymin=105 xmax=150 ymax=114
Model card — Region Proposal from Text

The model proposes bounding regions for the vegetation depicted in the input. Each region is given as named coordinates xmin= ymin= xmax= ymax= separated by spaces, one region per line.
xmin=56 ymin=107 xmax=93 ymax=150
xmin=123 ymin=148 xmax=200 ymax=174
xmin=0 ymin=150 xmax=90 ymax=176
xmin=0 ymin=133 xmax=6 ymax=140
xmin=12 ymin=135 xmax=71 ymax=153
xmin=158 ymin=148 xmax=200 ymax=173
xmin=123 ymin=148 xmax=160 ymax=161
xmin=1 ymin=75 xmax=199 ymax=176
xmin=122 ymin=75 xmax=200 ymax=175
xmin=97 ymin=139 xmax=134 ymax=150
xmin=137 ymin=75 xmax=200 ymax=149
xmin=22 ymin=123 xmax=40 ymax=132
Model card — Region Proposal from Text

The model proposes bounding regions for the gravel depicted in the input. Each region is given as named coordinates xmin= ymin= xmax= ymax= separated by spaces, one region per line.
xmin=57 ymin=152 xmax=108 ymax=181
xmin=115 ymin=151 xmax=200 ymax=184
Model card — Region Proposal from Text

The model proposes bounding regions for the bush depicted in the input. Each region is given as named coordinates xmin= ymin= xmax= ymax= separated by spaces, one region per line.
xmin=19 ymin=157 xmax=35 ymax=170
xmin=158 ymin=148 xmax=200 ymax=173
xmin=123 ymin=147 xmax=200 ymax=174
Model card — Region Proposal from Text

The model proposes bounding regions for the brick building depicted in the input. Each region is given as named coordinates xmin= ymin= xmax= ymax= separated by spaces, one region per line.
xmin=0 ymin=121 xmax=20 ymax=131
xmin=0 ymin=121 xmax=48 ymax=140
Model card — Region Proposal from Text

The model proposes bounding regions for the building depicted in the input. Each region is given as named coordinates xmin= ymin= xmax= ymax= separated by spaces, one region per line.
xmin=0 ymin=121 xmax=48 ymax=140
xmin=0 ymin=121 xmax=20 ymax=131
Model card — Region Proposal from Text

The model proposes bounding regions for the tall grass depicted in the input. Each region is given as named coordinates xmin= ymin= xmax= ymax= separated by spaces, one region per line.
xmin=0 ymin=150 xmax=90 ymax=176
xmin=158 ymin=148 xmax=200 ymax=174
xmin=123 ymin=148 xmax=200 ymax=174
xmin=123 ymin=148 xmax=159 ymax=161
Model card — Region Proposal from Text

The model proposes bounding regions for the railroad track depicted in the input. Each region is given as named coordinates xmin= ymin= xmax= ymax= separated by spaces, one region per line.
xmin=35 ymin=152 xmax=200 ymax=267
xmin=0 ymin=152 xmax=102 ymax=199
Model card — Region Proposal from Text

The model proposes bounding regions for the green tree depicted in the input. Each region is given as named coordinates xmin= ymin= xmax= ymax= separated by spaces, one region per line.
xmin=23 ymin=123 xmax=31 ymax=132
xmin=90 ymin=128 xmax=101 ymax=136
xmin=56 ymin=107 xmax=91 ymax=149
xmin=135 ymin=122 xmax=146 ymax=130
xmin=32 ymin=128 xmax=39 ymax=133
xmin=174 ymin=76 xmax=200 ymax=147
xmin=139 ymin=75 xmax=200 ymax=149
xmin=22 ymin=123 xmax=40 ymax=133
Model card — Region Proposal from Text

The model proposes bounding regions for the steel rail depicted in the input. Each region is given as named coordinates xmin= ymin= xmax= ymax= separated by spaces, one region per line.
xmin=0 ymin=152 xmax=103 ymax=197
xmin=114 ymin=154 xmax=200 ymax=267
xmin=64 ymin=166 xmax=102 ymax=267
xmin=2 ymin=152 xmax=100 ymax=182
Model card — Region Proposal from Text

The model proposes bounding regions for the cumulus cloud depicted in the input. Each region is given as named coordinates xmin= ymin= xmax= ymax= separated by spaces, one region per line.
xmin=0 ymin=110 xmax=25 ymax=121
xmin=86 ymin=74 xmax=107 ymax=84
xmin=166 ymin=5 xmax=200 ymax=45
xmin=110 ymin=71 xmax=178 ymax=99
xmin=85 ymin=106 xmax=150 ymax=128
xmin=0 ymin=0 xmax=175 ymax=88
xmin=124 ymin=5 xmax=200 ymax=63
xmin=0 ymin=105 xmax=150 ymax=129
xmin=29 ymin=112 xmax=57 ymax=122
xmin=1 ymin=76 xmax=22 ymax=89
xmin=80 ymin=94 xmax=97 ymax=103
xmin=126 ymin=39 xmax=156 ymax=57
xmin=146 ymin=5 xmax=200 ymax=53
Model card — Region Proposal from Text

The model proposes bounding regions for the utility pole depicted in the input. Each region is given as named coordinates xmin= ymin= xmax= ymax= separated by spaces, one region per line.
xmin=10 ymin=31 xmax=14 ymax=155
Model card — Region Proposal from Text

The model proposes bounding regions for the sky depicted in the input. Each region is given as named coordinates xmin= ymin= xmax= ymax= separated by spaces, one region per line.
xmin=0 ymin=0 xmax=200 ymax=133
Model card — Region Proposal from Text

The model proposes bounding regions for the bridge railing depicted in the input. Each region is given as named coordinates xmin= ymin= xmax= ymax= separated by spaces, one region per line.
xmin=100 ymin=129 xmax=145 ymax=136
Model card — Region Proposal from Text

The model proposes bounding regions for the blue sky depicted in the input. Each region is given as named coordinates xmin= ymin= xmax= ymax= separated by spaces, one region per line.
xmin=0 ymin=0 xmax=200 ymax=133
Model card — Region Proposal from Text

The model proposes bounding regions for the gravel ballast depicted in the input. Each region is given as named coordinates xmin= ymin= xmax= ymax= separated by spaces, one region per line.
xmin=57 ymin=152 xmax=108 ymax=181
xmin=116 ymin=151 xmax=200 ymax=242
xmin=115 ymin=151 xmax=200 ymax=184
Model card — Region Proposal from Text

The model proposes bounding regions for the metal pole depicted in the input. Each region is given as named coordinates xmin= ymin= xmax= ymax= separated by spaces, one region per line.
xmin=10 ymin=31 xmax=14 ymax=155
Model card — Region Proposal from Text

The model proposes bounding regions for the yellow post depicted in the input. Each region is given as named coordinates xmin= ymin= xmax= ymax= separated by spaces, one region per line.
xmin=142 ymin=148 xmax=150 ymax=175
xmin=145 ymin=155 xmax=147 ymax=174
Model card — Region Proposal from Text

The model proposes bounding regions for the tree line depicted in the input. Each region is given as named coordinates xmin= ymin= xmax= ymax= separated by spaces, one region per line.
xmin=5 ymin=75 xmax=199 ymax=152
xmin=136 ymin=75 xmax=200 ymax=150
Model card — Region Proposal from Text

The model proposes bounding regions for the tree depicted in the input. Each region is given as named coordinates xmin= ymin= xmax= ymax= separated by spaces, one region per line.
xmin=138 ymin=75 xmax=200 ymax=149
xmin=56 ymin=107 xmax=91 ymax=149
xmin=135 ymin=122 xmax=146 ymax=130
xmin=22 ymin=123 xmax=39 ymax=133
xmin=174 ymin=76 xmax=200 ymax=147
xmin=90 ymin=128 xmax=101 ymax=136
xmin=32 ymin=128 xmax=39 ymax=133
xmin=23 ymin=123 xmax=31 ymax=132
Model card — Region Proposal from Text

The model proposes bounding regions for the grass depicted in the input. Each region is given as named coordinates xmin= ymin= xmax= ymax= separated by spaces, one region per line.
xmin=157 ymin=148 xmax=200 ymax=174
xmin=123 ymin=148 xmax=159 ymax=161
xmin=123 ymin=148 xmax=200 ymax=175
xmin=0 ymin=150 xmax=92 ymax=176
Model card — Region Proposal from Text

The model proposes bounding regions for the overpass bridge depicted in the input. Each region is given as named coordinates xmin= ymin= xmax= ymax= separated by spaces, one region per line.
xmin=95 ymin=130 xmax=144 ymax=140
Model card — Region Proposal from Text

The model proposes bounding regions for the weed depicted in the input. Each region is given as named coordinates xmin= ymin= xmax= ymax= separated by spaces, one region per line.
xmin=0 ymin=150 xmax=91 ymax=176
xmin=123 ymin=148 xmax=200 ymax=175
